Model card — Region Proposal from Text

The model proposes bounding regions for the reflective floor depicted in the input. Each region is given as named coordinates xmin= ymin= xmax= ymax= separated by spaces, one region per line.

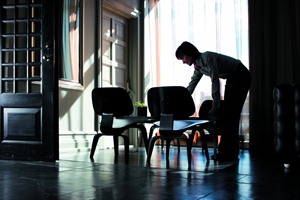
xmin=1 ymin=146 xmax=299 ymax=199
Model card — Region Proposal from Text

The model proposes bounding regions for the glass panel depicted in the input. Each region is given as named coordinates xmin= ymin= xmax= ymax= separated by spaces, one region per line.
xmin=3 ymin=22 xmax=15 ymax=34
xmin=1 ymin=0 xmax=43 ymax=94
xmin=16 ymin=36 xmax=28 ymax=48
xmin=2 ymin=37 xmax=14 ymax=48
xmin=30 ymin=0 xmax=42 ymax=4
xmin=17 ymin=0 xmax=27 ymax=4
xmin=2 ymin=81 xmax=14 ymax=93
xmin=15 ymin=50 xmax=27 ymax=63
xmin=5 ymin=0 xmax=16 ymax=5
xmin=29 ymin=50 xmax=40 ymax=63
xmin=30 ymin=6 xmax=41 ymax=18
xmin=30 ymin=21 xmax=41 ymax=33
xmin=16 ymin=7 xmax=27 ymax=19
xmin=30 ymin=80 xmax=41 ymax=93
xmin=3 ymin=8 xmax=15 ymax=20
xmin=3 ymin=51 xmax=14 ymax=63
xmin=16 ymin=21 xmax=27 ymax=34
xmin=30 ymin=65 xmax=40 ymax=77
xmin=16 ymin=81 xmax=27 ymax=93
xmin=2 ymin=66 xmax=14 ymax=78
xmin=16 ymin=65 xmax=27 ymax=78
xmin=30 ymin=35 xmax=41 ymax=48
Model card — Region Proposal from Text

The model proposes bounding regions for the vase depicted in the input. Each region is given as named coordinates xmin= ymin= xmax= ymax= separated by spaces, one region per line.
xmin=137 ymin=107 xmax=147 ymax=116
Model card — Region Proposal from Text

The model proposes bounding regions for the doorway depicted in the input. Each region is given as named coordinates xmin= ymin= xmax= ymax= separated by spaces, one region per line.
xmin=98 ymin=9 xmax=129 ymax=148
xmin=0 ymin=0 xmax=58 ymax=161
xmin=102 ymin=9 xmax=128 ymax=88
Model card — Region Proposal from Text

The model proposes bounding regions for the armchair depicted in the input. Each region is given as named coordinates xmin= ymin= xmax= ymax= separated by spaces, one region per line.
xmin=90 ymin=87 xmax=154 ymax=162
xmin=146 ymin=86 xmax=209 ymax=167
xmin=273 ymin=83 xmax=300 ymax=167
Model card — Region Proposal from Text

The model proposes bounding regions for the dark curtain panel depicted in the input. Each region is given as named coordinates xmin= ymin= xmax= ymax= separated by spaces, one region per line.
xmin=248 ymin=0 xmax=300 ymax=154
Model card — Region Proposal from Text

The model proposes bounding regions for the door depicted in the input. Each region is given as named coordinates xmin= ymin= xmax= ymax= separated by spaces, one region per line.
xmin=101 ymin=9 xmax=129 ymax=147
xmin=0 ymin=0 xmax=58 ymax=161
xmin=102 ymin=9 xmax=128 ymax=88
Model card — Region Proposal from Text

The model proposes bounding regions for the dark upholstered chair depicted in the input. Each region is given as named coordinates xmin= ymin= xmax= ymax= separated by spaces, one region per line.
xmin=90 ymin=87 xmax=153 ymax=162
xmin=197 ymin=100 xmax=223 ymax=160
xmin=146 ymin=86 xmax=209 ymax=167
xmin=273 ymin=83 xmax=300 ymax=168
xmin=198 ymin=99 xmax=246 ymax=159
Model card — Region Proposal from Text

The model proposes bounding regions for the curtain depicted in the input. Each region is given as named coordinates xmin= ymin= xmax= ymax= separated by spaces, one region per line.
xmin=61 ymin=0 xmax=80 ymax=82
xmin=144 ymin=0 xmax=249 ymax=140
xmin=248 ymin=0 xmax=300 ymax=153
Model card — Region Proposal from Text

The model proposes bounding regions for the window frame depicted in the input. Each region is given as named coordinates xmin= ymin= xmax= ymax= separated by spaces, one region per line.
xmin=59 ymin=0 xmax=83 ymax=91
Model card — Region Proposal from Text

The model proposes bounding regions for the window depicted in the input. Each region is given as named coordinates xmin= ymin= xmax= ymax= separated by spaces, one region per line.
xmin=59 ymin=0 xmax=83 ymax=90
xmin=144 ymin=0 xmax=250 ymax=144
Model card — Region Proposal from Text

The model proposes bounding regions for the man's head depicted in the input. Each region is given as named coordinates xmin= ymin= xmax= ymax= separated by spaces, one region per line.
xmin=175 ymin=41 xmax=200 ymax=66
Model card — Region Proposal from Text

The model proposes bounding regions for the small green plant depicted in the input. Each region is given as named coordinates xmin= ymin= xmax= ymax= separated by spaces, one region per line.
xmin=135 ymin=100 xmax=147 ymax=107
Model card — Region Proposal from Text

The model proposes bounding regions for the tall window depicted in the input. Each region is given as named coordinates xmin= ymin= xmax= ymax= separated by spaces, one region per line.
xmin=60 ymin=0 xmax=82 ymax=89
xmin=144 ymin=0 xmax=250 ymax=142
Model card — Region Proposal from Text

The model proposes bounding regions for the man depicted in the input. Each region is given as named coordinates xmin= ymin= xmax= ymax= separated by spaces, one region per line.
xmin=175 ymin=41 xmax=251 ymax=162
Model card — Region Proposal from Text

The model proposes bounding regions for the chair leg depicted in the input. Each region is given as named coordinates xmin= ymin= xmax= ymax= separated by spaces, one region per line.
xmin=199 ymin=129 xmax=210 ymax=161
xmin=177 ymin=139 xmax=180 ymax=153
xmin=166 ymin=139 xmax=172 ymax=161
xmin=149 ymin=124 xmax=158 ymax=139
xmin=213 ymin=125 xmax=218 ymax=160
xmin=90 ymin=133 xmax=103 ymax=159
xmin=149 ymin=125 xmax=161 ymax=150
xmin=185 ymin=133 xmax=194 ymax=166
xmin=186 ymin=142 xmax=192 ymax=166
xmin=121 ymin=135 xmax=129 ymax=162
xmin=147 ymin=136 xmax=160 ymax=164
xmin=113 ymin=135 xmax=119 ymax=157
xmin=137 ymin=125 xmax=148 ymax=154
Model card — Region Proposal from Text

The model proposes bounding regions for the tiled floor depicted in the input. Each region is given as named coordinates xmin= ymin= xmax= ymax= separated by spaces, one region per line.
xmin=0 ymin=146 xmax=299 ymax=200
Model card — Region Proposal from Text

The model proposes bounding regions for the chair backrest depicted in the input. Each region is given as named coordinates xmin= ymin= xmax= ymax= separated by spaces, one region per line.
xmin=273 ymin=83 xmax=300 ymax=154
xmin=198 ymin=100 xmax=213 ymax=120
xmin=92 ymin=87 xmax=133 ymax=117
xmin=198 ymin=99 xmax=225 ymax=124
xmin=147 ymin=86 xmax=195 ymax=119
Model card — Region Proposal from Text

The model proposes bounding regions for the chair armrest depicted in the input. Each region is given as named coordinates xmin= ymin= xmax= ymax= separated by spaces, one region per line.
xmin=100 ymin=113 xmax=113 ymax=132
xmin=160 ymin=113 xmax=174 ymax=132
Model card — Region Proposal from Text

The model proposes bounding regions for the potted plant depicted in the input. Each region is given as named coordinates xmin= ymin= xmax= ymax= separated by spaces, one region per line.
xmin=135 ymin=100 xmax=147 ymax=116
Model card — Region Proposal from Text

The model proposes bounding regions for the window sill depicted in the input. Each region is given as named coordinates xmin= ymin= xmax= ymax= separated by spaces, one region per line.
xmin=59 ymin=80 xmax=84 ymax=91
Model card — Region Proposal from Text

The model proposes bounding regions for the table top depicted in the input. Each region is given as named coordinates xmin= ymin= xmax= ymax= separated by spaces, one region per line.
xmin=154 ymin=119 xmax=209 ymax=131
xmin=111 ymin=116 xmax=209 ymax=130
xmin=112 ymin=116 xmax=156 ymax=128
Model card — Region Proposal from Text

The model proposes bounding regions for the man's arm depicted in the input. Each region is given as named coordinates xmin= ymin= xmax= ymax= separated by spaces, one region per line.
xmin=208 ymin=56 xmax=221 ymax=113
xmin=187 ymin=69 xmax=203 ymax=94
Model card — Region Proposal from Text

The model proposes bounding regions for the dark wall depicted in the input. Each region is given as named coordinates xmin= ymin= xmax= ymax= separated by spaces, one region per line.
xmin=248 ymin=0 xmax=300 ymax=155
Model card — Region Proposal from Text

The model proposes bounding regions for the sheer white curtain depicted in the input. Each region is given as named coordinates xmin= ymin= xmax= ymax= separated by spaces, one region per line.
xmin=144 ymin=0 xmax=249 ymax=141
